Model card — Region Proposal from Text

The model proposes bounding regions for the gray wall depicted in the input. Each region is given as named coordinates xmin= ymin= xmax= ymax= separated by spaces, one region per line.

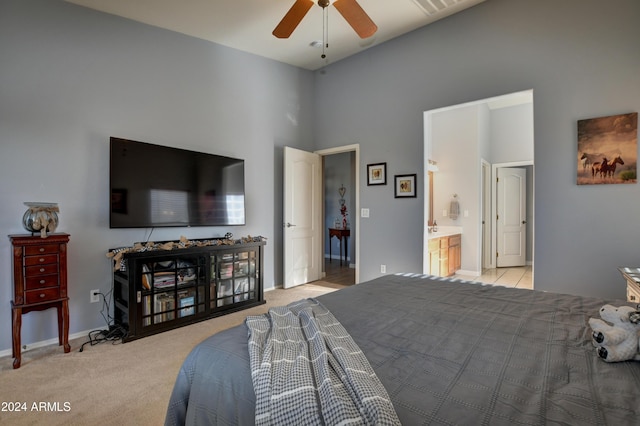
xmin=0 ymin=0 xmax=314 ymax=352
xmin=314 ymin=0 xmax=640 ymax=298
xmin=1 ymin=0 xmax=639 ymax=353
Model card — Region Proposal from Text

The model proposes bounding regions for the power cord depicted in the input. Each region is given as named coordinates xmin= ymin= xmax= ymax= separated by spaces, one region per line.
xmin=78 ymin=325 xmax=128 ymax=352
xmin=78 ymin=288 xmax=128 ymax=352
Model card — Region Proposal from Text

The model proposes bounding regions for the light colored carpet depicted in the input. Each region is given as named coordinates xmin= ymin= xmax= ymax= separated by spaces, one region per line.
xmin=0 ymin=281 xmax=345 ymax=425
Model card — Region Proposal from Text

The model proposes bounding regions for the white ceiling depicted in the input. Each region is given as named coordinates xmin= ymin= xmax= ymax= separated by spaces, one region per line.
xmin=66 ymin=0 xmax=486 ymax=71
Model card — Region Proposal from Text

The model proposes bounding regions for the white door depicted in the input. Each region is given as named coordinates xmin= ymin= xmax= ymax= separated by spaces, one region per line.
xmin=283 ymin=147 xmax=322 ymax=288
xmin=496 ymin=167 xmax=527 ymax=267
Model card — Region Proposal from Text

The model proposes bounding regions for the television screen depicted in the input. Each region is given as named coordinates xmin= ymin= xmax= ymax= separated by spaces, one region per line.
xmin=109 ymin=137 xmax=245 ymax=228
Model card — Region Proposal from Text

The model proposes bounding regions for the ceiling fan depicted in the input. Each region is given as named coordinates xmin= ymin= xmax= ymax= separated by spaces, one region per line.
xmin=273 ymin=0 xmax=378 ymax=39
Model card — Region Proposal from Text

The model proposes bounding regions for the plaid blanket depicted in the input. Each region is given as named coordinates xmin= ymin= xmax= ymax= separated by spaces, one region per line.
xmin=246 ymin=298 xmax=400 ymax=425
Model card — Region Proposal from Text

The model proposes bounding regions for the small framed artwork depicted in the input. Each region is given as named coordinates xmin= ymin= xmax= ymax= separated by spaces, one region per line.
xmin=367 ymin=163 xmax=387 ymax=186
xmin=394 ymin=174 xmax=417 ymax=198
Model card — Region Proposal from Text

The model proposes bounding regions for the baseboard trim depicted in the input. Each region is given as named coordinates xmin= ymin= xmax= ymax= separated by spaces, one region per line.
xmin=324 ymin=254 xmax=351 ymax=263
xmin=456 ymin=269 xmax=481 ymax=276
xmin=0 ymin=328 xmax=103 ymax=358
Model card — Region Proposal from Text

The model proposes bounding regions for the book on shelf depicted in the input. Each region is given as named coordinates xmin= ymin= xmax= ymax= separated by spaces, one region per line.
xmin=234 ymin=278 xmax=248 ymax=295
xmin=219 ymin=262 xmax=233 ymax=279
xmin=218 ymin=282 xmax=233 ymax=297
xmin=178 ymin=291 xmax=195 ymax=317
xmin=217 ymin=297 xmax=233 ymax=307
xmin=142 ymin=293 xmax=174 ymax=325
xmin=142 ymin=264 xmax=152 ymax=290
xmin=235 ymin=260 xmax=249 ymax=276
xmin=154 ymin=293 xmax=175 ymax=323
xmin=154 ymin=271 xmax=176 ymax=288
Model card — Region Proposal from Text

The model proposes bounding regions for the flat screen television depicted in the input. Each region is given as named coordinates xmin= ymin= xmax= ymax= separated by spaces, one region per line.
xmin=110 ymin=137 xmax=245 ymax=228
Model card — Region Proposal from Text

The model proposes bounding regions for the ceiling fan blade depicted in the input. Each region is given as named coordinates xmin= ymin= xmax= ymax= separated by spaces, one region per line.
xmin=333 ymin=0 xmax=378 ymax=39
xmin=273 ymin=0 xmax=314 ymax=39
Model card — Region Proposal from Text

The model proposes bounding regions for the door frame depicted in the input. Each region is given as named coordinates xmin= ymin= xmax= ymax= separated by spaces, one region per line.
xmin=481 ymin=159 xmax=492 ymax=269
xmin=315 ymin=144 xmax=360 ymax=284
xmin=490 ymin=161 xmax=534 ymax=271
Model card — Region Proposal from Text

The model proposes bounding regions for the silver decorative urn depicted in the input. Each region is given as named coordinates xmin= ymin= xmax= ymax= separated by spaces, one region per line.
xmin=22 ymin=202 xmax=59 ymax=238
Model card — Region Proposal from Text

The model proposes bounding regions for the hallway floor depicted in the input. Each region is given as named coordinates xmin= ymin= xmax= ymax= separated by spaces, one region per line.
xmin=323 ymin=258 xmax=355 ymax=286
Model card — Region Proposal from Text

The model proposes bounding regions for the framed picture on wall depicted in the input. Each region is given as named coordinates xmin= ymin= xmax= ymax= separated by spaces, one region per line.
xmin=367 ymin=163 xmax=387 ymax=185
xmin=394 ymin=174 xmax=417 ymax=198
xmin=576 ymin=112 xmax=637 ymax=185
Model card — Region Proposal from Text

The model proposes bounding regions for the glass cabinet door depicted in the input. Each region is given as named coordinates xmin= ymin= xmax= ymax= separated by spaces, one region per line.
xmin=212 ymin=249 xmax=257 ymax=309
xmin=140 ymin=255 xmax=206 ymax=327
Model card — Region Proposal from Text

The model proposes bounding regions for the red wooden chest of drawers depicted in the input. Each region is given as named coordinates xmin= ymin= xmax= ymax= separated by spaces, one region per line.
xmin=9 ymin=233 xmax=70 ymax=369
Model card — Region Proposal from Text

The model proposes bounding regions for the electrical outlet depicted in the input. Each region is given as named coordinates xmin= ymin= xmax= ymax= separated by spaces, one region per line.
xmin=90 ymin=289 xmax=100 ymax=303
xmin=380 ymin=264 xmax=386 ymax=273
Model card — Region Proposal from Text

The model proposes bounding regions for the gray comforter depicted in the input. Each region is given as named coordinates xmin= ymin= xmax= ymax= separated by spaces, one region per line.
xmin=165 ymin=274 xmax=640 ymax=425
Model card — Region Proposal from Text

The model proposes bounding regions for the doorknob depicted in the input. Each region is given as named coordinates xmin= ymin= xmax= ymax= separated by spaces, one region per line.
xmin=522 ymin=220 xmax=527 ymax=224
xmin=285 ymin=222 xmax=296 ymax=228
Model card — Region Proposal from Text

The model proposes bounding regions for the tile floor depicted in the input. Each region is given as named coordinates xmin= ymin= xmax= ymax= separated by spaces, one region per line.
xmin=454 ymin=265 xmax=533 ymax=290
xmin=322 ymin=259 xmax=533 ymax=290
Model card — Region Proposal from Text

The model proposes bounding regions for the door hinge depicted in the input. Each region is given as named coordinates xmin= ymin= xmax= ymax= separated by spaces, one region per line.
xmin=496 ymin=252 xmax=499 ymax=258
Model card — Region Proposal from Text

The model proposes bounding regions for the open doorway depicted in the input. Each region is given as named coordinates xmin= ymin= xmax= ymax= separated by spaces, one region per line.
xmin=282 ymin=145 xmax=360 ymax=288
xmin=317 ymin=145 xmax=360 ymax=286
xmin=423 ymin=90 xmax=534 ymax=287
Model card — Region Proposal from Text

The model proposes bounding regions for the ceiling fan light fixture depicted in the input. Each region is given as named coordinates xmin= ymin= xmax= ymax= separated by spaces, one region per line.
xmin=273 ymin=0 xmax=377 ymax=40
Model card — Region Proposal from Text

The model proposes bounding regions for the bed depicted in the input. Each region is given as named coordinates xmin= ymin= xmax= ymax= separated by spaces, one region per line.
xmin=165 ymin=274 xmax=640 ymax=425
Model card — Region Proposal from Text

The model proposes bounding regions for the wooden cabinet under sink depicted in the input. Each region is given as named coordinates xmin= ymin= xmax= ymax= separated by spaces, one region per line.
xmin=428 ymin=234 xmax=461 ymax=277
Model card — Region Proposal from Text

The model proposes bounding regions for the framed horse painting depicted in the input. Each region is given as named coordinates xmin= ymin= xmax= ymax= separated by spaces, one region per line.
xmin=577 ymin=112 xmax=637 ymax=185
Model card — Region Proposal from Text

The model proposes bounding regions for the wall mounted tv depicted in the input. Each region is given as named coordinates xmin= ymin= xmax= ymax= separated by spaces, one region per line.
xmin=110 ymin=137 xmax=245 ymax=228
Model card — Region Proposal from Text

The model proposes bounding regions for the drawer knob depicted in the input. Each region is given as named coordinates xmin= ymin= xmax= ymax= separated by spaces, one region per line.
xmin=40 ymin=268 xmax=45 ymax=272
xmin=40 ymin=279 xmax=46 ymax=284
xmin=39 ymin=248 xmax=45 ymax=252
xmin=39 ymin=293 xmax=45 ymax=298
xmin=39 ymin=258 xmax=45 ymax=263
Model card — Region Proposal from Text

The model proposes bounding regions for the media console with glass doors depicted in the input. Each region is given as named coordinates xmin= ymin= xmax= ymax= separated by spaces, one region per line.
xmin=112 ymin=239 xmax=265 ymax=341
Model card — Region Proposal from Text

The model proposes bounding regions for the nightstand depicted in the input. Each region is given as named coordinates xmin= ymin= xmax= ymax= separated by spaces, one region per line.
xmin=618 ymin=267 xmax=640 ymax=304
xmin=10 ymin=233 xmax=70 ymax=369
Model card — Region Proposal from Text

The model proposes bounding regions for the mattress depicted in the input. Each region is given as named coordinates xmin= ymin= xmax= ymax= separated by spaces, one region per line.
xmin=165 ymin=274 xmax=640 ymax=425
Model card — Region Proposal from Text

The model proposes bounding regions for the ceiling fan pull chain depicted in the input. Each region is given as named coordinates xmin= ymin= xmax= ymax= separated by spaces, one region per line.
xmin=322 ymin=5 xmax=328 ymax=59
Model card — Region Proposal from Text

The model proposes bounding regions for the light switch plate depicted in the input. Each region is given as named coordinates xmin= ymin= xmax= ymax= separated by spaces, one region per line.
xmin=361 ymin=208 xmax=370 ymax=218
